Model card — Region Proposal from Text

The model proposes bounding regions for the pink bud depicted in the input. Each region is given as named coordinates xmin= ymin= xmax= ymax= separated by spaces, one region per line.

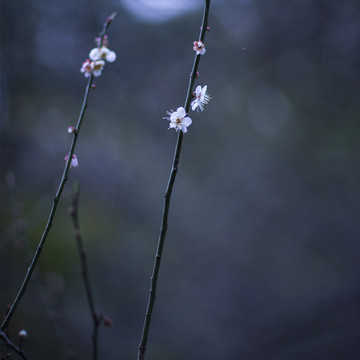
xmin=64 ymin=154 xmax=79 ymax=168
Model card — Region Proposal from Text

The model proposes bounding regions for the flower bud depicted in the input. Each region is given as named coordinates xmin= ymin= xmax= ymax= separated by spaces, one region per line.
xmin=18 ymin=329 xmax=28 ymax=340
xmin=64 ymin=154 xmax=79 ymax=168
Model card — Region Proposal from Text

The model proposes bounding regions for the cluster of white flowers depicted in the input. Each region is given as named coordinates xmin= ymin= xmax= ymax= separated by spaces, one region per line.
xmin=89 ymin=47 xmax=116 ymax=63
xmin=165 ymin=38 xmax=211 ymax=134
xmin=80 ymin=59 xmax=105 ymax=78
xmin=165 ymin=88 xmax=211 ymax=134
xmin=69 ymin=40 xmax=117 ymax=166
xmin=80 ymin=44 xmax=116 ymax=78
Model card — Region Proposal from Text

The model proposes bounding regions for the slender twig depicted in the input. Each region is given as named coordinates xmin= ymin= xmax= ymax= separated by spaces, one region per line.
xmin=69 ymin=183 xmax=101 ymax=360
xmin=1 ymin=14 xmax=115 ymax=332
xmin=137 ymin=2 xmax=211 ymax=359
xmin=0 ymin=331 xmax=30 ymax=360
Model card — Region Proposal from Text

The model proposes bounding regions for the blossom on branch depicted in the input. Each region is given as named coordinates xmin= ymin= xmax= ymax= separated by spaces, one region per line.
xmin=91 ymin=60 xmax=105 ymax=76
xmin=80 ymin=59 xmax=92 ymax=77
xmin=164 ymin=107 xmax=192 ymax=133
xmin=64 ymin=154 xmax=79 ymax=168
xmin=89 ymin=46 xmax=116 ymax=63
xmin=191 ymin=85 xmax=211 ymax=112
xmin=193 ymin=40 xmax=206 ymax=55
xmin=80 ymin=59 xmax=105 ymax=78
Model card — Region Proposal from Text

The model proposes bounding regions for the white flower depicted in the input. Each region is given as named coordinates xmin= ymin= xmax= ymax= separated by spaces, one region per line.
xmin=80 ymin=59 xmax=92 ymax=77
xmin=80 ymin=59 xmax=105 ymax=77
xmin=193 ymin=40 xmax=206 ymax=55
xmin=89 ymin=47 xmax=116 ymax=63
xmin=64 ymin=154 xmax=79 ymax=168
xmin=191 ymin=85 xmax=211 ymax=112
xmin=91 ymin=60 xmax=105 ymax=77
xmin=165 ymin=107 xmax=192 ymax=133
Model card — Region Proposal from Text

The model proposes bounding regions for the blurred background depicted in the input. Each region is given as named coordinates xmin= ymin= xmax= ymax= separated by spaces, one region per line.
xmin=1 ymin=0 xmax=360 ymax=359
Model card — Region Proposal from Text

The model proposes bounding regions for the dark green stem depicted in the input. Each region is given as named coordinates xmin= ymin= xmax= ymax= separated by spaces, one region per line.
xmin=0 ymin=15 xmax=115 ymax=332
xmin=137 ymin=2 xmax=211 ymax=360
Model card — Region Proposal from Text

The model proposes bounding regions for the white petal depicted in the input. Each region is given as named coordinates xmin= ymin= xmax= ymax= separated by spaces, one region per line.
xmin=191 ymin=100 xmax=198 ymax=111
xmin=195 ymin=86 xmax=202 ymax=97
xmin=89 ymin=48 xmax=100 ymax=61
xmin=106 ymin=50 xmax=116 ymax=62
xmin=93 ymin=69 xmax=102 ymax=77
xmin=182 ymin=117 xmax=192 ymax=127
xmin=181 ymin=126 xmax=188 ymax=133
xmin=95 ymin=60 xmax=105 ymax=67
xmin=176 ymin=107 xmax=186 ymax=118
xmin=170 ymin=112 xmax=178 ymax=121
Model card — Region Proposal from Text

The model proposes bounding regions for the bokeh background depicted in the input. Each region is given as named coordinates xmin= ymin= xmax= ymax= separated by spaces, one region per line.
xmin=1 ymin=0 xmax=360 ymax=359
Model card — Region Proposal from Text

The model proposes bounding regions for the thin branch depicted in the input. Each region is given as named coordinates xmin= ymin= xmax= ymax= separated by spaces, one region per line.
xmin=0 ymin=331 xmax=30 ymax=360
xmin=69 ymin=183 xmax=101 ymax=360
xmin=1 ymin=14 xmax=115 ymax=332
xmin=137 ymin=2 xmax=211 ymax=360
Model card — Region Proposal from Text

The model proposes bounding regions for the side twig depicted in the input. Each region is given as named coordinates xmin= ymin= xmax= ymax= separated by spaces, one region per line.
xmin=69 ymin=183 xmax=101 ymax=360
xmin=137 ymin=2 xmax=211 ymax=360
xmin=1 ymin=14 xmax=115 ymax=332
xmin=0 ymin=331 xmax=30 ymax=360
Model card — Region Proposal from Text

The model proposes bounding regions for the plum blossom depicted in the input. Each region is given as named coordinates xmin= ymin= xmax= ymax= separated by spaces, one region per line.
xmin=80 ymin=59 xmax=105 ymax=78
xmin=80 ymin=59 xmax=92 ymax=77
xmin=64 ymin=154 xmax=79 ymax=168
xmin=164 ymin=107 xmax=192 ymax=133
xmin=89 ymin=46 xmax=116 ymax=63
xmin=193 ymin=40 xmax=206 ymax=55
xmin=191 ymin=85 xmax=211 ymax=112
